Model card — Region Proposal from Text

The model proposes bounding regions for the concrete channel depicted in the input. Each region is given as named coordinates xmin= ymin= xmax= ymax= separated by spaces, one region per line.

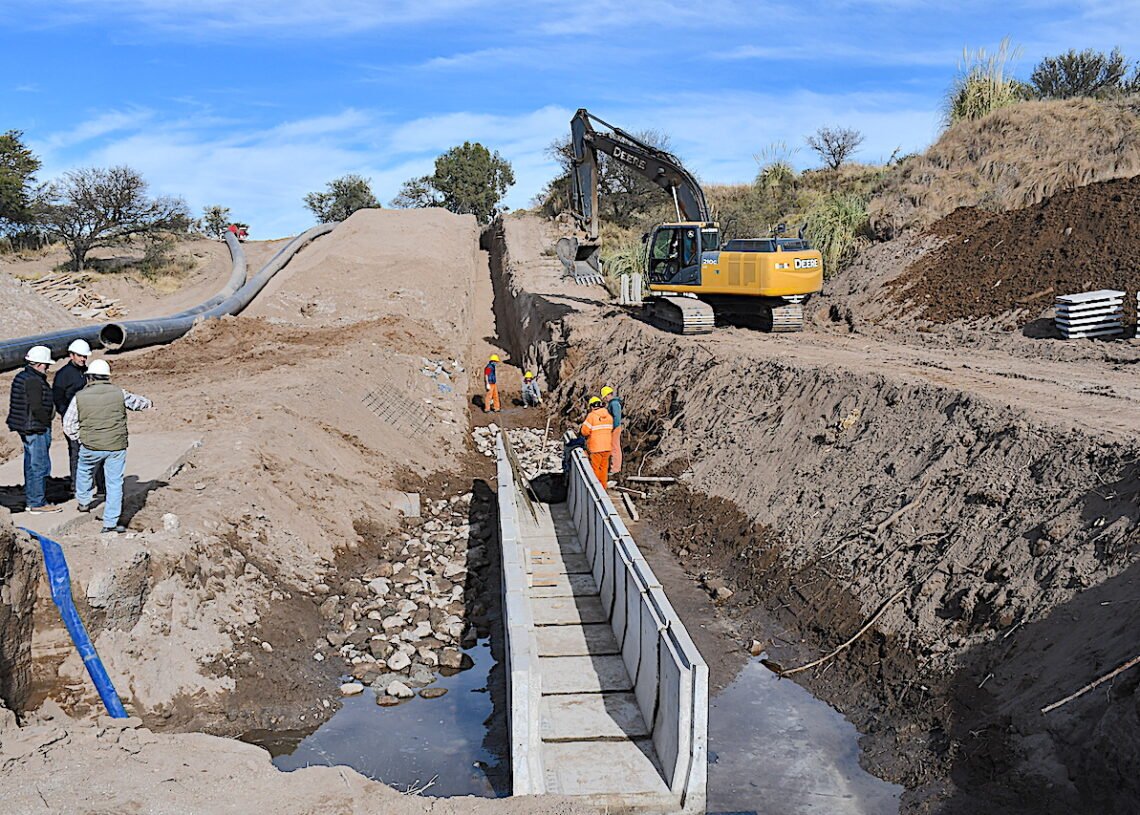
xmin=495 ymin=431 xmax=708 ymax=813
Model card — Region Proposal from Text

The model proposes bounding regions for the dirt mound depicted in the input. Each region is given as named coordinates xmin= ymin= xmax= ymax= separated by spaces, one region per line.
xmin=888 ymin=175 xmax=1140 ymax=324
xmin=872 ymin=98 xmax=1140 ymax=238
xmin=0 ymin=271 xmax=82 ymax=336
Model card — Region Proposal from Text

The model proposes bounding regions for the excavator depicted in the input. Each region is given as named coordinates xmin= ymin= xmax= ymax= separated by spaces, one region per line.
xmin=559 ymin=108 xmax=823 ymax=334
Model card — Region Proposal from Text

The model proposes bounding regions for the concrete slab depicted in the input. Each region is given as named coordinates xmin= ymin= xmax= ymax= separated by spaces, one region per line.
xmin=532 ymin=595 xmax=608 ymax=626
xmin=535 ymin=624 xmax=619 ymax=657
xmin=540 ymin=655 xmax=635 ymax=694
xmin=0 ymin=431 xmax=201 ymax=536
xmin=542 ymin=692 xmax=651 ymax=741
xmin=529 ymin=549 xmax=590 ymax=574
xmin=530 ymin=573 xmax=599 ymax=597
xmin=542 ymin=740 xmax=670 ymax=797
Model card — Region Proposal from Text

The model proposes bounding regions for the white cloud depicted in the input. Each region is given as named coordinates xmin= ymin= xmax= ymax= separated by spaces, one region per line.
xmin=44 ymin=109 xmax=154 ymax=150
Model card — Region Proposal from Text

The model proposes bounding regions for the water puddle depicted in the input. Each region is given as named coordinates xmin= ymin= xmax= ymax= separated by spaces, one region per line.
xmin=707 ymin=657 xmax=902 ymax=815
xmin=243 ymin=638 xmax=508 ymax=797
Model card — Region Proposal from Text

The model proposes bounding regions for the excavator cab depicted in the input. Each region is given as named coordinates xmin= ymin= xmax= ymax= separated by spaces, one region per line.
xmin=646 ymin=223 xmax=719 ymax=286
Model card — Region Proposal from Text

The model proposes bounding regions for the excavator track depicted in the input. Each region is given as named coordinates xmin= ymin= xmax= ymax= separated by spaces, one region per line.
xmin=765 ymin=301 xmax=805 ymax=333
xmin=643 ymin=296 xmax=716 ymax=335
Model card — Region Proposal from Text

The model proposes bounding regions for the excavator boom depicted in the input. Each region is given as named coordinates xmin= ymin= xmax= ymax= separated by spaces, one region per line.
xmin=570 ymin=109 xmax=709 ymax=240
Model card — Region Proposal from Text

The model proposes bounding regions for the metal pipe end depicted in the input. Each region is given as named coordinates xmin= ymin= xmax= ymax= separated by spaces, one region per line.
xmin=99 ymin=323 xmax=127 ymax=351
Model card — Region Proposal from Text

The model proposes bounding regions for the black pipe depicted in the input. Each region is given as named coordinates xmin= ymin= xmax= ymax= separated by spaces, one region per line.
xmin=0 ymin=232 xmax=246 ymax=372
xmin=99 ymin=224 xmax=332 ymax=352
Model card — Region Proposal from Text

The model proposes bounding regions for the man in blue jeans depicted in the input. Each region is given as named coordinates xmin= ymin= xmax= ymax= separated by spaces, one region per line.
xmin=6 ymin=345 xmax=62 ymax=514
xmin=62 ymin=359 xmax=153 ymax=534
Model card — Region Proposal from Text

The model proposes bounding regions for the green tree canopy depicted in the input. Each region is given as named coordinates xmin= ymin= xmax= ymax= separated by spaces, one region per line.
xmin=303 ymin=174 xmax=380 ymax=223
xmin=0 ymin=130 xmax=42 ymax=233
xmin=38 ymin=166 xmax=191 ymax=271
xmin=201 ymin=204 xmax=232 ymax=238
xmin=392 ymin=142 xmax=514 ymax=223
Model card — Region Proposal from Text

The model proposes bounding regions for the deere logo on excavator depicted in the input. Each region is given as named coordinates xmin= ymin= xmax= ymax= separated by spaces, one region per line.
xmin=794 ymin=258 xmax=820 ymax=269
xmin=612 ymin=145 xmax=647 ymax=170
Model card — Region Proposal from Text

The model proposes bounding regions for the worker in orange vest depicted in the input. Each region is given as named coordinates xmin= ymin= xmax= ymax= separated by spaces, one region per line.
xmin=579 ymin=396 xmax=614 ymax=486
xmin=483 ymin=354 xmax=501 ymax=413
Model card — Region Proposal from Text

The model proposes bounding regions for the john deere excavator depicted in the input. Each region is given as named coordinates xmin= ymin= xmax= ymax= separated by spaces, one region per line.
xmin=560 ymin=108 xmax=823 ymax=334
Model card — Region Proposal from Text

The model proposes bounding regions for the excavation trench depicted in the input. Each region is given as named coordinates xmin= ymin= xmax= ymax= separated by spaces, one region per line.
xmin=484 ymin=213 xmax=1140 ymax=814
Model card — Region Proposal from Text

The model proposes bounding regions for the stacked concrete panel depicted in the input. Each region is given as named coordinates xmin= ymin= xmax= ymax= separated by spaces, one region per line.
xmin=1054 ymin=289 xmax=1125 ymax=339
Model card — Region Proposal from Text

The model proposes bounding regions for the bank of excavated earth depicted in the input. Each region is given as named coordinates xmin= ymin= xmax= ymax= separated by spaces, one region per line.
xmin=0 ymin=209 xmax=596 ymax=815
xmin=486 ymin=211 xmax=1140 ymax=815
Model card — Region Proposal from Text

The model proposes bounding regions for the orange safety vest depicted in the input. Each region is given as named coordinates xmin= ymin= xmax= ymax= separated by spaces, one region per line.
xmin=580 ymin=407 xmax=614 ymax=453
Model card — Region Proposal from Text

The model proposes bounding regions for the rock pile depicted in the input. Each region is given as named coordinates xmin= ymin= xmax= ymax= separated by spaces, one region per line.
xmin=314 ymin=488 xmax=490 ymax=703
xmin=472 ymin=425 xmax=561 ymax=480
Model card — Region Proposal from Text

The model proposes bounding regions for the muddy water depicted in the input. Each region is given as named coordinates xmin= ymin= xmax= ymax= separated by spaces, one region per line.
xmin=243 ymin=638 xmax=508 ymax=797
xmin=708 ymin=657 xmax=902 ymax=815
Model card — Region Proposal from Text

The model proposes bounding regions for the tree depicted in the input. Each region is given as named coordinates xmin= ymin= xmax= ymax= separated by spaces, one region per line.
xmin=390 ymin=176 xmax=440 ymax=209
xmin=201 ymin=204 xmax=231 ymax=238
xmin=38 ymin=166 xmax=190 ymax=271
xmin=1031 ymin=48 xmax=1131 ymax=99
xmin=391 ymin=142 xmax=514 ymax=223
xmin=0 ymin=130 xmax=42 ymax=234
xmin=805 ymin=126 xmax=865 ymax=171
xmin=303 ymin=174 xmax=379 ymax=223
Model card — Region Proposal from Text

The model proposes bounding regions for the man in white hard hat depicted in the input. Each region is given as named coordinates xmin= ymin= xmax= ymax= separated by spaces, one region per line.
xmin=63 ymin=359 xmax=153 ymax=534
xmin=53 ymin=338 xmax=100 ymax=498
xmin=5 ymin=346 xmax=62 ymax=513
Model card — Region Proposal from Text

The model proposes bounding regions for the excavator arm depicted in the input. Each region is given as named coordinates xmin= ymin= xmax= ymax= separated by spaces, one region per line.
xmin=570 ymin=108 xmax=710 ymax=240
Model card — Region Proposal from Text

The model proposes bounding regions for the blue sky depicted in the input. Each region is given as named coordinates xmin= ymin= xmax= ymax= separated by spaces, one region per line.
xmin=4 ymin=1 xmax=1139 ymax=238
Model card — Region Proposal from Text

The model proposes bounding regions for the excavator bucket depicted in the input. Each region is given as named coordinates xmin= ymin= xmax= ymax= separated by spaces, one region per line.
xmin=555 ymin=237 xmax=604 ymax=286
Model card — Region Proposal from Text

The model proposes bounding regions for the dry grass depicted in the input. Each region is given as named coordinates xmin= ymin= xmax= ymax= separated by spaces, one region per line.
xmin=871 ymin=97 xmax=1140 ymax=238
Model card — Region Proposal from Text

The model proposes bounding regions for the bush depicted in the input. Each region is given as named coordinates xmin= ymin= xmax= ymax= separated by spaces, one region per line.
xmin=1030 ymin=48 xmax=1132 ymax=99
xmin=945 ymin=38 xmax=1025 ymax=125
xmin=804 ymin=192 xmax=870 ymax=276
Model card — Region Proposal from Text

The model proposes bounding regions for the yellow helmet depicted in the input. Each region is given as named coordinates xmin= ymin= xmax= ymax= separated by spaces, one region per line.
xmin=601 ymin=386 xmax=614 ymax=397
xmin=524 ymin=371 xmax=534 ymax=379
xmin=489 ymin=354 xmax=500 ymax=362
xmin=588 ymin=396 xmax=601 ymax=406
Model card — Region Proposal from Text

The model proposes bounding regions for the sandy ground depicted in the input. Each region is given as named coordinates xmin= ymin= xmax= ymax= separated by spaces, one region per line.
xmin=2 ymin=203 xmax=1138 ymax=814
xmin=0 ymin=209 xmax=593 ymax=814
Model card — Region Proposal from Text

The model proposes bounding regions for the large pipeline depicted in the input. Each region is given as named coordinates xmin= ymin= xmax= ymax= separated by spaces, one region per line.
xmin=99 ymin=223 xmax=333 ymax=351
xmin=21 ymin=527 xmax=129 ymax=718
xmin=0 ymin=232 xmax=246 ymax=372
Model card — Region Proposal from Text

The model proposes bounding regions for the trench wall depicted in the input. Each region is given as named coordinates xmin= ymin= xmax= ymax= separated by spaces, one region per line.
xmin=0 ymin=520 xmax=39 ymax=714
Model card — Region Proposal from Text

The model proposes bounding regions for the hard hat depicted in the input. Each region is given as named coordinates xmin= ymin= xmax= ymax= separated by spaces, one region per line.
xmin=25 ymin=346 xmax=52 ymax=365
xmin=601 ymin=386 xmax=614 ymax=397
xmin=87 ymin=359 xmax=111 ymax=377
xmin=489 ymin=354 xmax=500 ymax=362
xmin=524 ymin=371 xmax=534 ymax=379
xmin=588 ymin=396 xmax=601 ymax=406
xmin=68 ymin=339 xmax=92 ymax=356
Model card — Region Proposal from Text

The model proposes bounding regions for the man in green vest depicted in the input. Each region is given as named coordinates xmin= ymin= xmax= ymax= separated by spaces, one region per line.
xmin=62 ymin=359 xmax=153 ymax=534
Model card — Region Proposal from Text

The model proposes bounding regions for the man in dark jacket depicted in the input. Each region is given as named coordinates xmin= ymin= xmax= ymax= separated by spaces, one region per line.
xmin=52 ymin=338 xmax=97 ymax=497
xmin=6 ymin=346 xmax=61 ymax=514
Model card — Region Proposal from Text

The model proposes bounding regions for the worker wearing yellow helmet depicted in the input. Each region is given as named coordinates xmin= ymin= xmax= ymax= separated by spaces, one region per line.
xmin=580 ymin=394 xmax=614 ymax=486
xmin=522 ymin=370 xmax=542 ymax=408
xmin=483 ymin=354 xmax=501 ymax=413
xmin=601 ymin=385 xmax=624 ymax=476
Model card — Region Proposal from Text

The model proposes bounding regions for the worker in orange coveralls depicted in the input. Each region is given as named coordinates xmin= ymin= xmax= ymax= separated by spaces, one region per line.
xmin=579 ymin=396 xmax=614 ymax=486
xmin=483 ymin=354 xmax=501 ymax=413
